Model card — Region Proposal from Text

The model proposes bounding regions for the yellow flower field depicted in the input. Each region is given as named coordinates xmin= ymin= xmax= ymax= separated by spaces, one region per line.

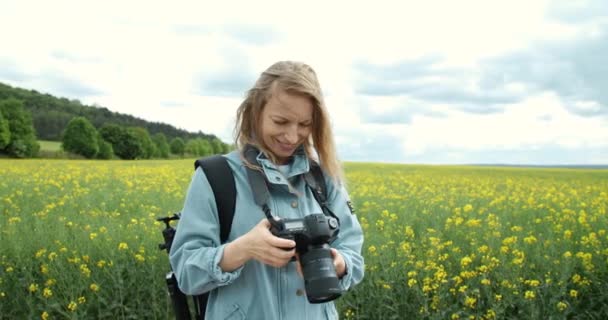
xmin=1 ymin=159 xmax=607 ymax=319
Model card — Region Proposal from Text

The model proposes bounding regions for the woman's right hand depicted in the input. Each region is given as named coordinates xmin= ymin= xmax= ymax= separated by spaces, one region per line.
xmin=240 ymin=219 xmax=296 ymax=267
xmin=220 ymin=219 xmax=296 ymax=271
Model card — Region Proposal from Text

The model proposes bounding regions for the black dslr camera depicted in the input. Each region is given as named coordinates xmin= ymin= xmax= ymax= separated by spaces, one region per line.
xmin=270 ymin=213 xmax=342 ymax=303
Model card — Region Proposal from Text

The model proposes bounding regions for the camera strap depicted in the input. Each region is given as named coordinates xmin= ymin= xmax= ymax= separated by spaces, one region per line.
xmin=243 ymin=145 xmax=274 ymax=220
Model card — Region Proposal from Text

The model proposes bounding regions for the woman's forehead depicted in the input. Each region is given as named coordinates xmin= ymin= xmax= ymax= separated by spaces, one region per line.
xmin=265 ymin=89 xmax=313 ymax=119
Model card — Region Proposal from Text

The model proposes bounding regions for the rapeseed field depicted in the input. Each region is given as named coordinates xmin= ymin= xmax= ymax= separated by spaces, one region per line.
xmin=1 ymin=160 xmax=606 ymax=319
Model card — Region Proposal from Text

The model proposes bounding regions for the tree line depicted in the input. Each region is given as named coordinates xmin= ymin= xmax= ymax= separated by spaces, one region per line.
xmin=0 ymin=82 xmax=219 ymax=142
xmin=0 ymin=84 xmax=232 ymax=159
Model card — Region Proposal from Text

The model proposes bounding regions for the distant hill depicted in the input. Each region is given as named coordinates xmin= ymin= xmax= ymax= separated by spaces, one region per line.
xmin=469 ymin=164 xmax=608 ymax=169
xmin=0 ymin=82 xmax=218 ymax=142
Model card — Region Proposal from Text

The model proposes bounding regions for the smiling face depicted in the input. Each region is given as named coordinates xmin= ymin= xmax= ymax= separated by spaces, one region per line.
xmin=260 ymin=87 xmax=314 ymax=164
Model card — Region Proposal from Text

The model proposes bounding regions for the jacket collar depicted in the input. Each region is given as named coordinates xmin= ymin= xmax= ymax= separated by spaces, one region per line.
xmin=250 ymin=145 xmax=310 ymax=181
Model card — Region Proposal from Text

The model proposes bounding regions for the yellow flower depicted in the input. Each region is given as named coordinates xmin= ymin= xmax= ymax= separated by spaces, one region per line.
xmin=570 ymin=289 xmax=578 ymax=298
xmin=557 ymin=301 xmax=568 ymax=312
xmin=523 ymin=236 xmax=537 ymax=244
xmin=90 ymin=283 xmax=100 ymax=292
xmin=8 ymin=217 xmax=22 ymax=224
xmin=47 ymin=252 xmax=58 ymax=261
xmin=29 ymin=283 xmax=39 ymax=293
xmin=368 ymin=245 xmax=376 ymax=253
xmin=41 ymin=311 xmax=49 ymax=320
xmin=67 ymin=301 xmax=77 ymax=312
xmin=43 ymin=288 xmax=53 ymax=298
xmin=78 ymin=296 xmax=86 ymax=304
xmin=35 ymin=249 xmax=47 ymax=259
xmin=460 ymin=256 xmax=473 ymax=268
xmin=118 ymin=242 xmax=128 ymax=250
xmin=525 ymin=279 xmax=540 ymax=287
xmin=524 ymin=290 xmax=535 ymax=300
xmin=464 ymin=296 xmax=476 ymax=308
xmin=408 ymin=279 xmax=417 ymax=287
xmin=80 ymin=264 xmax=91 ymax=277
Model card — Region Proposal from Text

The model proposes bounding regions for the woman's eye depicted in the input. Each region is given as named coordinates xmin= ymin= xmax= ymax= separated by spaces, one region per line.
xmin=274 ymin=120 xmax=287 ymax=125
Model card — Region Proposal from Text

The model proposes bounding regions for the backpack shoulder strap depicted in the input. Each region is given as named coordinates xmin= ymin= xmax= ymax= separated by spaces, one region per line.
xmin=194 ymin=155 xmax=236 ymax=243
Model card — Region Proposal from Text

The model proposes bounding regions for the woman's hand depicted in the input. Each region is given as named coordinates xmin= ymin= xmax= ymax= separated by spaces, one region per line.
xmin=221 ymin=219 xmax=296 ymax=271
xmin=330 ymin=248 xmax=347 ymax=278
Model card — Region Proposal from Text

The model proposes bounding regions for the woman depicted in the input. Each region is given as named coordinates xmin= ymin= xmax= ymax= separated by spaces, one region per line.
xmin=170 ymin=61 xmax=364 ymax=319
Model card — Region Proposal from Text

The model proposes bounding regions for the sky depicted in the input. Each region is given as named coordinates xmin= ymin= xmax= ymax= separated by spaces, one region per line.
xmin=1 ymin=0 xmax=606 ymax=164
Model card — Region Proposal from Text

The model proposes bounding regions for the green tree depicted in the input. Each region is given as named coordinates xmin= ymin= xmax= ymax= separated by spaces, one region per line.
xmin=198 ymin=138 xmax=213 ymax=156
xmin=221 ymin=143 xmax=232 ymax=154
xmin=61 ymin=117 xmax=99 ymax=158
xmin=0 ymin=111 xmax=10 ymax=149
xmin=170 ymin=137 xmax=185 ymax=156
xmin=129 ymin=127 xmax=155 ymax=159
xmin=99 ymin=124 xmax=142 ymax=160
xmin=96 ymin=139 xmax=114 ymax=159
xmin=0 ymin=98 xmax=39 ymax=157
xmin=185 ymin=139 xmax=199 ymax=156
xmin=152 ymin=133 xmax=170 ymax=158
xmin=210 ymin=138 xmax=224 ymax=154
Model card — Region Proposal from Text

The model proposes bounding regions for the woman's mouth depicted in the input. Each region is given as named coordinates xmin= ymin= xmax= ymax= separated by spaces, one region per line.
xmin=275 ymin=140 xmax=297 ymax=153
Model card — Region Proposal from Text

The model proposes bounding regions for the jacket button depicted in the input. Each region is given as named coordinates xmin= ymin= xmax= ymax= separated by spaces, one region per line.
xmin=291 ymin=201 xmax=298 ymax=208
xmin=296 ymin=289 xmax=304 ymax=296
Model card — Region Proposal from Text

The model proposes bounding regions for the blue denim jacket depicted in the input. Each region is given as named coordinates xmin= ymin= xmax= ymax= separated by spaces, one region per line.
xmin=169 ymin=149 xmax=365 ymax=319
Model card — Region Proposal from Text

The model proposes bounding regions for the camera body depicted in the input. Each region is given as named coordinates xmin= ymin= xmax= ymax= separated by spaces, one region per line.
xmin=270 ymin=213 xmax=342 ymax=303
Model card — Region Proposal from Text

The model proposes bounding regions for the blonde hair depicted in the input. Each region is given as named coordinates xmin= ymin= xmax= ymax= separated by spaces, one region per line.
xmin=234 ymin=61 xmax=344 ymax=184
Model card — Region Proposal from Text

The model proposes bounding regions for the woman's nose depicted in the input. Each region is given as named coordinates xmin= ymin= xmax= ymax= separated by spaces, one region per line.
xmin=284 ymin=126 xmax=298 ymax=144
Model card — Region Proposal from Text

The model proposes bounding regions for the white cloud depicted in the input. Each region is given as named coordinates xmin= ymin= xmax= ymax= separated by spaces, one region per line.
xmin=0 ymin=0 xmax=606 ymax=164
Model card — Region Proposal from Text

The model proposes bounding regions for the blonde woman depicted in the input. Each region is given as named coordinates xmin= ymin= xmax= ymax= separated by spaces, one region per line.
xmin=170 ymin=61 xmax=364 ymax=319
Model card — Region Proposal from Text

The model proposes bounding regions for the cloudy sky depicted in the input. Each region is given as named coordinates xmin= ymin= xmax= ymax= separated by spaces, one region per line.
xmin=1 ymin=0 xmax=606 ymax=164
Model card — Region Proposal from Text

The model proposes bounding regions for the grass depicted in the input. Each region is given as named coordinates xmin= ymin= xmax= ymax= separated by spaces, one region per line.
xmin=38 ymin=140 xmax=62 ymax=152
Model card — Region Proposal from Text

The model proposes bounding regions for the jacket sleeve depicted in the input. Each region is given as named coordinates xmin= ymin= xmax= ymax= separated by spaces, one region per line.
xmin=325 ymin=176 xmax=365 ymax=291
xmin=169 ymin=167 xmax=243 ymax=295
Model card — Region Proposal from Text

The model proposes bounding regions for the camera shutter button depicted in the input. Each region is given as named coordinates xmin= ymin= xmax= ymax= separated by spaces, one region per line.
xmin=291 ymin=201 xmax=298 ymax=208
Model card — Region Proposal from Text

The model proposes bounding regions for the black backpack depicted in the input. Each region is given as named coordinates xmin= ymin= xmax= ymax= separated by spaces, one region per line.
xmin=188 ymin=154 xmax=329 ymax=320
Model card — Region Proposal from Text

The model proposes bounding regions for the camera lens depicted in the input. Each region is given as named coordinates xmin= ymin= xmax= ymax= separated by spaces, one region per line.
xmin=300 ymin=244 xmax=342 ymax=303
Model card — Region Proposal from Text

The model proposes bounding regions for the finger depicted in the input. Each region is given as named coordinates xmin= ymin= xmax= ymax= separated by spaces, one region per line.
xmin=295 ymin=261 xmax=303 ymax=277
xmin=330 ymin=248 xmax=337 ymax=257
xmin=267 ymin=235 xmax=296 ymax=249
xmin=259 ymin=219 xmax=271 ymax=228
xmin=276 ymin=247 xmax=296 ymax=260
xmin=262 ymin=254 xmax=293 ymax=268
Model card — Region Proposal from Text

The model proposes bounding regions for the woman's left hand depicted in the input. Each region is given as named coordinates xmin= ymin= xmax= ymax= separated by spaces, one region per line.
xmin=295 ymin=248 xmax=346 ymax=278
xmin=330 ymin=248 xmax=346 ymax=278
